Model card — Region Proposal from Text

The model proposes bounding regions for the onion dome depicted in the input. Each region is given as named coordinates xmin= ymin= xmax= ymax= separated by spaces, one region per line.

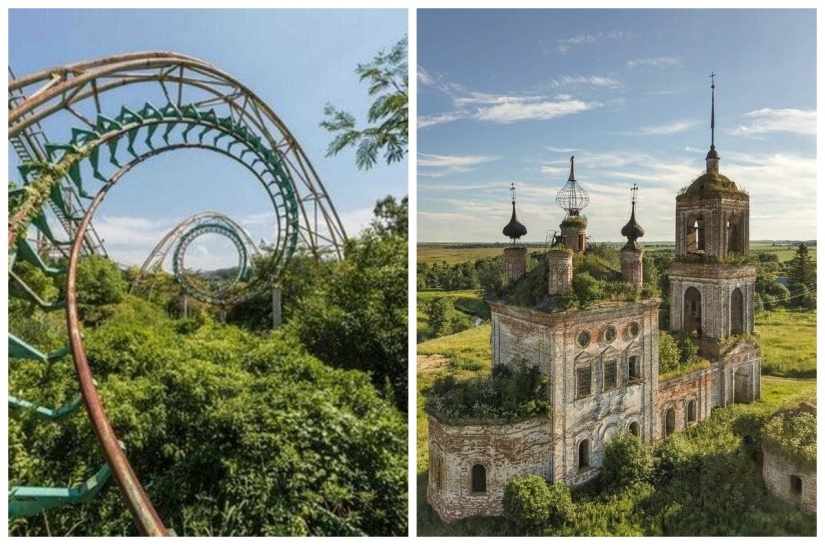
xmin=621 ymin=184 xmax=645 ymax=251
xmin=555 ymin=156 xmax=589 ymax=217
xmin=502 ymin=183 xmax=527 ymax=245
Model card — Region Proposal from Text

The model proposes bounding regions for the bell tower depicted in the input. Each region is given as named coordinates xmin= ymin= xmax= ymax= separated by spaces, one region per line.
xmin=669 ymin=74 xmax=757 ymax=344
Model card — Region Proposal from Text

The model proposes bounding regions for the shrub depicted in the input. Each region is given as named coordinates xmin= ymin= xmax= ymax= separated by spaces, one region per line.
xmin=658 ymin=332 xmax=680 ymax=374
xmin=503 ymin=474 xmax=552 ymax=534
xmin=601 ymin=434 xmax=655 ymax=491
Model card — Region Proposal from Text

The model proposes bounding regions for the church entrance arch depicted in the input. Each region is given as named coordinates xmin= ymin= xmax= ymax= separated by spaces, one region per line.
xmin=684 ymin=287 xmax=702 ymax=335
xmin=733 ymin=366 xmax=751 ymax=404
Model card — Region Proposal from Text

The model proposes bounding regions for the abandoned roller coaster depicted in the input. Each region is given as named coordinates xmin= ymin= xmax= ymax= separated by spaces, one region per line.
xmin=8 ymin=52 xmax=347 ymax=536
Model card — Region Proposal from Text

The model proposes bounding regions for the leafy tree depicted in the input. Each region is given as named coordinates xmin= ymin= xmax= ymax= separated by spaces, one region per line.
xmin=75 ymin=255 xmax=126 ymax=307
xmin=601 ymin=434 xmax=654 ymax=491
xmin=321 ymin=36 xmax=408 ymax=170
xmin=503 ymin=474 xmax=552 ymax=534
xmin=677 ymin=333 xmax=699 ymax=365
xmin=424 ymin=297 xmax=470 ymax=338
xmin=572 ymin=272 xmax=603 ymax=309
xmin=658 ymin=332 xmax=680 ymax=374
xmin=787 ymin=243 xmax=815 ymax=289
xmin=287 ymin=196 xmax=408 ymax=411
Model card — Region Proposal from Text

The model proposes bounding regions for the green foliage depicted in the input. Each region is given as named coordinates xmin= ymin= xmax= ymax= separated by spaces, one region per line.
xmin=762 ymin=410 xmax=816 ymax=471
xmin=658 ymin=332 xmax=680 ymax=374
xmin=676 ymin=333 xmax=699 ymax=366
xmin=560 ymin=214 xmax=587 ymax=227
xmin=601 ymin=434 xmax=655 ymax=491
xmin=424 ymin=296 xmax=471 ymax=338
xmin=425 ymin=365 xmax=551 ymax=422
xmin=74 ymin=256 xmax=127 ymax=324
xmin=572 ymin=272 xmax=602 ymax=308
xmin=287 ymin=196 xmax=408 ymax=411
xmin=502 ymin=475 xmax=553 ymax=534
xmin=786 ymin=242 xmax=815 ymax=290
xmin=321 ymin=36 xmax=408 ymax=170
xmin=9 ymin=298 xmax=407 ymax=536
xmin=506 ymin=260 xmax=547 ymax=307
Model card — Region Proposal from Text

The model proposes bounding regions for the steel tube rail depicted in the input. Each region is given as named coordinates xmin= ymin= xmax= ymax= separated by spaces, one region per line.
xmin=65 ymin=159 xmax=169 ymax=537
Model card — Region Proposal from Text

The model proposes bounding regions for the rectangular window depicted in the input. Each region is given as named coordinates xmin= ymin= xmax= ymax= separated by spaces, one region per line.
xmin=604 ymin=361 xmax=617 ymax=390
xmin=629 ymin=356 xmax=640 ymax=380
xmin=576 ymin=367 xmax=591 ymax=398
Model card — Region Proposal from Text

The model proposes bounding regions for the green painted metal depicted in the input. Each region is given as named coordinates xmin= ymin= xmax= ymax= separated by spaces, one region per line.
xmin=9 ymin=463 xmax=112 ymax=518
xmin=171 ymin=221 xmax=252 ymax=305
xmin=9 ymin=333 xmax=69 ymax=363
xmin=9 ymin=394 xmax=83 ymax=420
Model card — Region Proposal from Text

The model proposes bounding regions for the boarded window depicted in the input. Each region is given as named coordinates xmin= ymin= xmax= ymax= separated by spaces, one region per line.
xmin=576 ymin=367 xmax=592 ymax=398
xmin=472 ymin=464 xmax=486 ymax=493
xmin=604 ymin=361 xmax=617 ymax=390
xmin=790 ymin=475 xmax=802 ymax=496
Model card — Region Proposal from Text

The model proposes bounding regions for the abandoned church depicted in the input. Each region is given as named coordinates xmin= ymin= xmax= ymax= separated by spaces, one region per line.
xmin=426 ymin=80 xmax=764 ymax=523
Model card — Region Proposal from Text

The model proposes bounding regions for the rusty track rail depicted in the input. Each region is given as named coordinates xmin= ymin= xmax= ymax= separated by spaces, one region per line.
xmin=65 ymin=161 xmax=169 ymax=536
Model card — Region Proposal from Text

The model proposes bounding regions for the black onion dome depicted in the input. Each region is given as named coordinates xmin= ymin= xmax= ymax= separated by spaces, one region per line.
xmin=503 ymin=200 xmax=527 ymax=240
xmin=621 ymin=206 xmax=644 ymax=240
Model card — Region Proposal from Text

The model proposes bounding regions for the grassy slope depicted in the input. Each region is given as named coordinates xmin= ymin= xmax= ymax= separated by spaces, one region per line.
xmin=757 ymin=309 xmax=817 ymax=377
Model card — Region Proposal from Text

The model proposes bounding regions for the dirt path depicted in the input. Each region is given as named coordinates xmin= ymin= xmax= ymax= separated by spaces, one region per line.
xmin=418 ymin=354 xmax=449 ymax=372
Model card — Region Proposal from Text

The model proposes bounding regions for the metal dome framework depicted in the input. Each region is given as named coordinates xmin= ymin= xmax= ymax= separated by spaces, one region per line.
xmin=555 ymin=155 xmax=589 ymax=217
xmin=8 ymin=52 xmax=350 ymax=536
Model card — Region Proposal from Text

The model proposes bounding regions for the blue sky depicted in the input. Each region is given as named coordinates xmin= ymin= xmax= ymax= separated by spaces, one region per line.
xmin=417 ymin=9 xmax=816 ymax=244
xmin=8 ymin=9 xmax=407 ymax=269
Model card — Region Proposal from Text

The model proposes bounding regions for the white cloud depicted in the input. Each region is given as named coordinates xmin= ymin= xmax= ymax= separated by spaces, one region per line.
xmin=730 ymin=108 xmax=816 ymax=136
xmin=418 ymin=153 xmax=500 ymax=178
xmin=549 ymin=75 xmax=620 ymax=88
xmin=627 ymin=57 xmax=681 ymax=69
xmin=630 ymin=119 xmax=699 ymax=136
xmin=544 ymin=145 xmax=577 ymax=153
xmin=418 ymin=111 xmax=465 ymax=129
xmin=554 ymin=30 xmax=636 ymax=54
xmin=475 ymin=99 xmax=601 ymax=124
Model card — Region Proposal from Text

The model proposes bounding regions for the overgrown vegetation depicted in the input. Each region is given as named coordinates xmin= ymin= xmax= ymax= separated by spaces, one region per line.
xmin=425 ymin=365 xmax=551 ymax=422
xmin=762 ymin=409 xmax=816 ymax=471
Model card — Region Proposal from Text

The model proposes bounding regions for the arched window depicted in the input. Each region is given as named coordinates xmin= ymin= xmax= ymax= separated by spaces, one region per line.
xmin=629 ymin=421 xmax=640 ymax=437
xmin=731 ymin=288 xmax=744 ymax=335
xmin=790 ymin=475 xmax=803 ymax=496
xmin=471 ymin=464 xmax=486 ymax=493
xmin=687 ymin=400 xmax=696 ymax=422
xmin=687 ymin=217 xmax=705 ymax=253
xmin=665 ymin=408 xmax=676 ymax=437
xmin=727 ymin=215 xmax=742 ymax=255
xmin=578 ymin=439 xmax=591 ymax=470
xmin=684 ymin=287 xmax=702 ymax=335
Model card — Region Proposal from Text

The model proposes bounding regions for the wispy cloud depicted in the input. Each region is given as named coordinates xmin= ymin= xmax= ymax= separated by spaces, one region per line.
xmin=627 ymin=57 xmax=681 ymax=69
xmin=476 ymin=99 xmax=601 ymax=124
xmin=549 ymin=75 xmax=620 ymax=88
xmin=554 ymin=30 xmax=636 ymax=54
xmin=630 ymin=119 xmax=700 ymax=136
xmin=729 ymin=108 xmax=816 ymax=136
xmin=418 ymin=112 xmax=465 ymax=129
xmin=418 ymin=153 xmax=500 ymax=178
xmin=543 ymin=145 xmax=577 ymax=153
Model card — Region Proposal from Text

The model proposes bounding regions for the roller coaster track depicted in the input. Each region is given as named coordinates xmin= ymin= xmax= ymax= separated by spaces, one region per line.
xmin=8 ymin=52 xmax=348 ymax=536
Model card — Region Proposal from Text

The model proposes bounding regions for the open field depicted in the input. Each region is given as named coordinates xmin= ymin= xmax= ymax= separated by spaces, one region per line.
xmin=757 ymin=309 xmax=817 ymax=378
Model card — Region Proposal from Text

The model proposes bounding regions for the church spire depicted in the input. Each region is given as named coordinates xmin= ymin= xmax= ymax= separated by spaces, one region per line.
xmin=705 ymin=72 xmax=720 ymax=173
